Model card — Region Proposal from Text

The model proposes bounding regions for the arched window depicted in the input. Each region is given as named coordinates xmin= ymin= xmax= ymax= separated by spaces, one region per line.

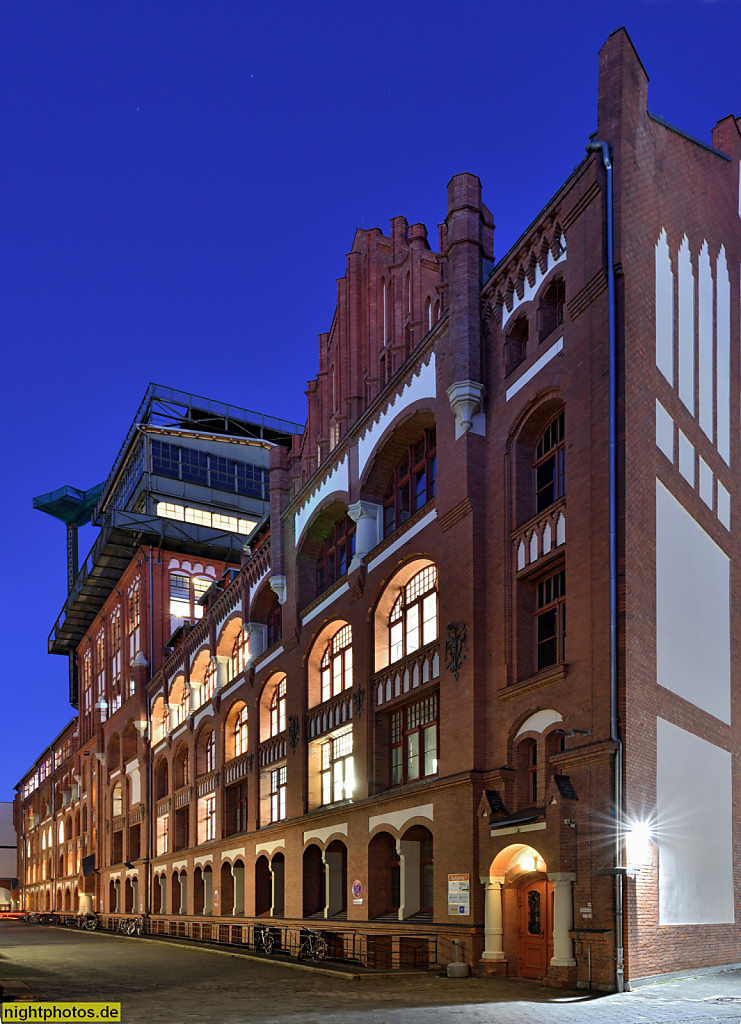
xmin=266 ymin=598 xmax=282 ymax=648
xmin=534 ymin=412 xmax=565 ymax=513
xmin=320 ymin=625 xmax=353 ymax=703
xmin=383 ymin=429 xmax=436 ymax=538
xmin=234 ymin=707 xmax=248 ymax=757
xmin=270 ymin=678 xmax=287 ymax=737
xmin=231 ymin=628 xmax=248 ymax=678
xmin=538 ymin=276 xmax=565 ymax=340
xmin=505 ymin=314 xmax=528 ymax=376
xmin=202 ymin=661 xmax=216 ymax=703
xmin=205 ymin=732 xmax=215 ymax=774
xmin=181 ymin=686 xmax=191 ymax=722
xmin=316 ymin=516 xmax=356 ymax=595
xmin=389 ymin=566 xmax=438 ymax=664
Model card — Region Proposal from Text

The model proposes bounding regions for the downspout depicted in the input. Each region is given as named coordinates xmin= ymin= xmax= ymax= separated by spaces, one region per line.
xmin=586 ymin=139 xmax=624 ymax=994
xmin=146 ymin=545 xmax=155 ymax=918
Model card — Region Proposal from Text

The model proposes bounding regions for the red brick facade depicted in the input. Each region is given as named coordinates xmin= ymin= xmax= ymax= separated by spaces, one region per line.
xmin=16 ymin=28 xmax=741 ymax=990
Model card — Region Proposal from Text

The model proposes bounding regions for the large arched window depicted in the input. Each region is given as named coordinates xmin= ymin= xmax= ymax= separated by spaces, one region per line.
xmin=320 ymin=625 xmax=353 ymax=703
xmin=270 ymin=678 xmax=287 ymax=737
xmin=382 ymin=429 xmax=436 ymax=538
xmin=534 ymin=411 xmax=565 ymax=513
xmin=231 ymin=629 xmax=248 ymax=678
xmin=316 ymin=515 xmax=356 ymax=595
xmin=389 ymin=566 xmax=438 ymax=664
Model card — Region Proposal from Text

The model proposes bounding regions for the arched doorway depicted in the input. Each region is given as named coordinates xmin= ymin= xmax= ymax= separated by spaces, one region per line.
xmin=517 ymin=877 xmax=553 ymax=980
xmin=482 ymin=843 xmax=566 ymax=981
xmin=302 ymin=845 xmax=325 ymax=918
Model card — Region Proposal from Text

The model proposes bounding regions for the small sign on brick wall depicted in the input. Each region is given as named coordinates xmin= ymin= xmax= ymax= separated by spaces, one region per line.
xmin=448 ymin=873 xmax=470 ymax=916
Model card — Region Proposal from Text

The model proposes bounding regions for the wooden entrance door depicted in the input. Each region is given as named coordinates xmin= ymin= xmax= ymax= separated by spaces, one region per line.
xmin=517 ymin=879 xmax=553 ymax=979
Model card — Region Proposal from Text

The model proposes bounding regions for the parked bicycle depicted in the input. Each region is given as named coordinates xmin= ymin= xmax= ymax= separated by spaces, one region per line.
xmin=78 ymin=913 xmax=99 ymax=931
xmin=124 ymin=917 xmax=144 ymax=936
xmin=253 ymin=924 xmax=274 ymax=954
xmin=298 ymin=928 xmax=327 ymax=963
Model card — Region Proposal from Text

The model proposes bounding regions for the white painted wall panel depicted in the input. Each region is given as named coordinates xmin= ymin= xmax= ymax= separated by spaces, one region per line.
xmin=678 ymin=237 xmax=695 ymax=414
xmin=657 ymin=718 xmax=734 ymax=925
xmin=655 ymin=230 xmax=674 ymax=384
xmin=698 ymin=242 xmax=714 ymax=441
xmin=716 ymin=247 xmax=730 ymax=464
xmin=656 ymin=480 xmax=731 ymax=723
xmin=655 ymin=401 xmax=674 ymax=462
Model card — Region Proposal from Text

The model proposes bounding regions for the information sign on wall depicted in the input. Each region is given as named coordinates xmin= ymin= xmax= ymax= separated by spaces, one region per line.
xmin=447 ymin=873 xmax=470 ymax=916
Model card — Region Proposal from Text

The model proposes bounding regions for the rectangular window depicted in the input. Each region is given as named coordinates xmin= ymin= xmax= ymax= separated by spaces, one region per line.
xmin=535 ymin=569 xmax=566 ymax=670
xmin=270 ymin=765 xmax=287 ymax=822
xmin=180 ymin=447 xmax=208 ymax=485
xmin=192 ymin=577 xmax=212 ymax=620
xmin=210 ymin=455 xmax=235 ymax=491
xmin=156 ymin=815 xmax=169 ymax=856
xmin=390 ymin=695 xmax=438 ymax=786
xmin=151 ymin=440 xmax=180 ymax=478
xmin=320 ymin=727 xmax=354 ymax=805
xmin=206 ymin=796 xmax=216 ymax=841
xmin=170 ymin=573 xmax=191 ymax=619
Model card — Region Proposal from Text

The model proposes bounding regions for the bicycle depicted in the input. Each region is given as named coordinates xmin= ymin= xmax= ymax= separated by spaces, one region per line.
xmin=253 ymin=924 xmax=274 ymax=954
xmin=79 ymin=913 xmax=99 ymax=931
xmin=125 ymin=917 xmax=144 ymax=936
xmin=298 ymin=928 xmax=327 ymax=963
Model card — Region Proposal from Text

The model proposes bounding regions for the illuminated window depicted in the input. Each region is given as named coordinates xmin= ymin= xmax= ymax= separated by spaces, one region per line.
xmin=110 ymin=610 xmax=122 ymax=712
xmin=156 ymin=815 xmax=169 ymax=856
xmin=270 ymin=678 xmax=287 ymax=737
xmin=320 ymin=625 xmax=353 ymax=703
xmin=270 ymin=765 xmax=287 ymax=822
xmin=234 ymin=707 xmax=248 ymax=757
xmin=390 ymin=694 xmax=438 ymax=786
xmin=205 ymin=795 xmax=216 ymax=841
xmin=170 ymin=573 xmax=190 ymax=618
xmin=320 ymin=727 xmax=354 ymax=805
xmin=193 ymin=577 xmax=212 ymax=620
xmin=382 ymin=429 xmax=436 ymax=538
xmin=81 ymin=650 xmax=92 ymax=715
xmin=389 ymin=566 xmax=438 ymax=664
xmin=202 ymin=661 xmax=216 ymax=702
xmin=204 ymin=732 xmax=215 ymax=774
xmin=231 ymin=628 xmax=248 ymax=678
xmin=156 ymin=500 xmax=257 ymax=536
xmin=95 ymin=633 xmax=106 ymax=700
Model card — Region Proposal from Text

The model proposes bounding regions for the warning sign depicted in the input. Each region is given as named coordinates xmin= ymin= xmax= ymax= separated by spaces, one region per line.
xmin=448 ymin=873 xmax=470 ymax=916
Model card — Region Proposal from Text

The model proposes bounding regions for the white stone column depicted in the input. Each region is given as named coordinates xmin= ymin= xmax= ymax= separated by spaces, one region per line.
xmin=479 ymin=875 xmax=506 ymax=960
xmin=548 ymin=872 xmax=576 ymax=966
xmin=245 ymin=623 xmax=267 ymax=661
xmin=211 ymin=655 xmax=231 ymax=691
xmin=397 ymin=839 xmax=420 ymax=921
xmin=232 ymin=863 xmax=245 ymax=917
xmin=79 ymin=892 xmax=93 ymax=915
xmin=348 ymin=501 xmax=382 ymax=571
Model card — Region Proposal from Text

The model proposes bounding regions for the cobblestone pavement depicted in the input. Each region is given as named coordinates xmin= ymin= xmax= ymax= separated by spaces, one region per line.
xmin=1 ymin=922 xmax=740 ymax=1024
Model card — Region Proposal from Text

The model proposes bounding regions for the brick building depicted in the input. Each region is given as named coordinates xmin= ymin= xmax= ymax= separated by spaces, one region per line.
xmin=15 ymin=28 xmax=741 ymax=990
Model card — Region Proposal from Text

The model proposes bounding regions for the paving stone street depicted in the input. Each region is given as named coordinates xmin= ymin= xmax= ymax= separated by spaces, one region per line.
xmin=1 ymin=923 xmax=740 ymax=1024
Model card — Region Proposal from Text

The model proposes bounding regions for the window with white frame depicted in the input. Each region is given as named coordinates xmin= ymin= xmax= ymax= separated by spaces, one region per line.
xmin=128 ymin=585 xmax=141 ymax=661
xmin=320 ymin=727 xmax=354 ymax=805
xmin=270 ymin=678 xmax=287 ymax=736
xmin=389 ymin=566 xmax=438 ymax=664
xmin=320 ymin=625 xmax=353 ymax=703
xmin=234 ymin=707 xmax=248 ymax=757
xmin=95 ymin=632 xmax=106 ymax=700
xmin=110 ymin=609 xmax=122 ymax=712
xmin=231 ymin=628 xmax=248 ymax=679
xmin=202 ymin=660 xmax=216 ymax=702
xmin=156 ymin=814 xmax=169 ymax=856
xmin=270 ymin=765 xmax=287 ymax=822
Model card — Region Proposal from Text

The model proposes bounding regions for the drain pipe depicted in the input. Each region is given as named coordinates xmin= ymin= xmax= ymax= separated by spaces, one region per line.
xmin=586 ymin=139 xmax=624 ymax=994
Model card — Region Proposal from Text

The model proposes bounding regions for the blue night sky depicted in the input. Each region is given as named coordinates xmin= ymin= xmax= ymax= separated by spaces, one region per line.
xmin=1 ymin=0 xmax=738 ymax=798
